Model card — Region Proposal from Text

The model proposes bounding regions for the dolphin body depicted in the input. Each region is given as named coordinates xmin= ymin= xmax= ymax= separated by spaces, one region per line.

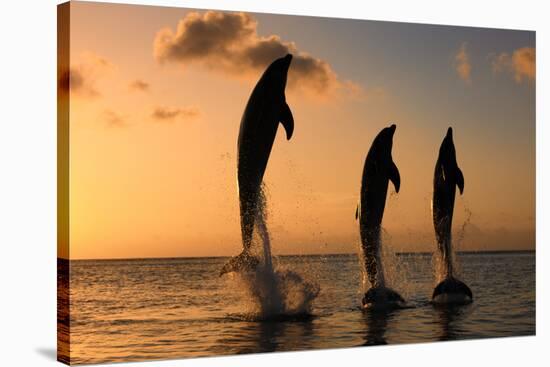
xmin=432 ymin=127 xmax=472 ymax=304
xmin=356 ymin=124 xmax=404 ymax=308
xmin=220 ymin=54 xmax=294 ymax=276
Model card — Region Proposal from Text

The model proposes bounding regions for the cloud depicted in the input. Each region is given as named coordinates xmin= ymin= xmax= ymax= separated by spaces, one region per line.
xmin=151 ymin=106 xmax=200 ymax=122
xmin=491 ymin=47 xmax=535 ymax=84
xmin=153 ymin=11 xmax=359 ymax=98
xmin=58 ymin=68 xmax=98 ymax=97
xmin=58 ymin=68 xmax=82 ymax=96
xmin=58 ymin=52 xmax=114 ymax=97
xmin=103 ymin=110 xmax=126 ymax=128
xmin=454 ymin=42 xmax=471 ymax=84
xmin=129 ymin=79 xmax=150 ymax=92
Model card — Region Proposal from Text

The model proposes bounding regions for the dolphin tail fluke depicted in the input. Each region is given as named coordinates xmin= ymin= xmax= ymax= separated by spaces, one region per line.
xmin=279 ymin=102 xmax=294 ymax=140
xmin=432 ymin=277 xmax=473 ymax=304
xmin=219 ymin=251 xmax=260 ymax=276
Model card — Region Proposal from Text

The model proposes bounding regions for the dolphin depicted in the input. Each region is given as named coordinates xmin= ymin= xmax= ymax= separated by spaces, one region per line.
xmin=220 ymin=54 xmax=294 ymax=276
xmin=356 ymin=124 xmax=404 ymax=308
xmin=431 ymin=127 xmax=472 ymax=304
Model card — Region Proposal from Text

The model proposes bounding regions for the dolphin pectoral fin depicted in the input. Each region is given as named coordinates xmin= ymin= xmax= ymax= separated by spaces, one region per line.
xmin=219 ymin=251 xmax=260 ymax=276
xmin=355 ymin=205 xmax=359 ymax=220
xmin=456 ymin=166 xmax=465 ymax=194
xmin=389 ymin=161 xmax=401 ymax=193
xmin=279 ymin=102 xmax=294 ymax=140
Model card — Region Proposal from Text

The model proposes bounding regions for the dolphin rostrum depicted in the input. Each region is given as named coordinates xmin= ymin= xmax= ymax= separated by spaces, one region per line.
xmin=220 ymin=54 xmax=294 ymax=276
xmin=356 ymin=124 xmax=404 ymax=307
xmin=431 ymin=127 xmax=472 ymax=304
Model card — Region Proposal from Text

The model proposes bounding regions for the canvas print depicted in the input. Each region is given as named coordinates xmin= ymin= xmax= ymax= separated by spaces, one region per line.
xmin=57 ymin=1 xmax=536 ymax=365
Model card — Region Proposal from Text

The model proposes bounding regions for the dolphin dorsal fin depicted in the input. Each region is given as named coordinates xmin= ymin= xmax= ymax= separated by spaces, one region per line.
xmin=389 ymin=160 xmax=400 ymax=193
xmin=456 ymin=166 xmax=464 ymax=194
xmin=279 ymin=102 xmax=294 ymax=140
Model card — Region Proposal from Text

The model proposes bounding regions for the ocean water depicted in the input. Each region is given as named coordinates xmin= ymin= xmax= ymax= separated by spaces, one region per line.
xmin=60 ymin=252 xmax=535 ymax=364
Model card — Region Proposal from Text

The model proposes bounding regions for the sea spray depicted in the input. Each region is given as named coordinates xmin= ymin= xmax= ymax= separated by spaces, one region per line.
xmin=231 ymin=183 xmax=320 ymax=319
xmin=255 ymin=184 xmax=273 ymax=272
xmin=379 ymin=229 xmax=415 ymax=300
xmin=236 ymin=266 xmax=320 ymax=318
xmin=358 ymin=190 xmax=413 ymax=300
xmin=431 ymin=197 xmax=472 ymax=283
xmin=454 ymin=198 xmax=472 ymax=252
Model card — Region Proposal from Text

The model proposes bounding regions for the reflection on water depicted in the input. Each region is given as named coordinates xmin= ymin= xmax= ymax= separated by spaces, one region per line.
xmin=436 ymin=304 xmax=473 ymax=341
xmin=361 ymin=308 xmax=392 ymax=345
xmin=62 ymin=252 xmax=535 ymax=364
xmin=57 ymin=259 xmax=70 ymax=364
xmin=241 ymin=318 xmax=314 ymax=354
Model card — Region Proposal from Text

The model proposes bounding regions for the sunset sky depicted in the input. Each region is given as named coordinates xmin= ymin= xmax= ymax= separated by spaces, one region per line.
xmin=62 ymin=1 xmax=535 ymax=259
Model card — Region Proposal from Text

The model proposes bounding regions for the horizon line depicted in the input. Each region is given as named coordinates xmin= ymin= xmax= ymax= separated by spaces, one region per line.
xmin=59 ymin=249 xmax=536 ymax=262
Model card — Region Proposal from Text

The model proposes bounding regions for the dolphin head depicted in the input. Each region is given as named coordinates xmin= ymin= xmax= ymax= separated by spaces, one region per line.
xmin=263 ymin=53 xmax=293 ymax=95
xmin=387 ymin=123 xmax=397 ymax=139
xmin=445 ymin=127 xmax=454 ymax=144
xmin=437 ymin=126 xmax=464 ymax=194
xmin=440 ymin=126 xmax=457 ymax=164
xmin=368 ymin=123 xmax=399 ymax=192
xmin=372 ymin=123 xmax=397 ymax=155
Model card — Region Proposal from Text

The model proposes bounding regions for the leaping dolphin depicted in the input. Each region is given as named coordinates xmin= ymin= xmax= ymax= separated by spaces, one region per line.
xmin=431 ymin=127 xmax=472 ymax=304
xmin=356 ymin=124 xmax=404 ymax=308
xmin=220 ymin=54 xmax=294 ymax=276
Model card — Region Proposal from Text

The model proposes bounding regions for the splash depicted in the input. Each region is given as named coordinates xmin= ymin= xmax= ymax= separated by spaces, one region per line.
xmin=232 ymin=183 xmax=320 ymax=319
xmin=432 ymin=198 xmax=472 ymax=283
xmin=357 ymin=190 xmax=414 ymax=300
xmin=236 ymin=265 xmax=320 ymax=319
xmin=454 ymin=198 xmax=472 ymax=252
xmin=357 ymin=226 xmax=413 ymax=301
xmin=255 ymin=184 xmax=273 ymax=272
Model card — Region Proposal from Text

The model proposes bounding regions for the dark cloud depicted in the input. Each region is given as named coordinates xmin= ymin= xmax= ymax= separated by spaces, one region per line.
xmin=154 ymin=11 xmax=360 ymax=97
xmin=58 ymin=68 xmax=99 ymax=97
xmin=151 ymin=106 xmax=200 ymax=122
xmin=129 ymin=79 xmax=150 ymax=92
xmin=155 ymin=11 xmax=255 ymax=62
xmin=103 ymin=110 xmax=126 ymax=128
xmin=69 ymin=69 xmax=84 ymax=90
xmin=58 ymin=68 xmax=71 ymax=95
xmin=58 ymin=53 xmax=113 ymax=97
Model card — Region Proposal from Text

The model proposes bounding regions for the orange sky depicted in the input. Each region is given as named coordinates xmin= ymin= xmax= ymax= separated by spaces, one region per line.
xmin=61 ymin=2 xmax=535 ymax=259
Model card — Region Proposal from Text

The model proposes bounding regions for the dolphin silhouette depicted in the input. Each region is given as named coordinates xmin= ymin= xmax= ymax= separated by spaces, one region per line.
xmin=220 ymin=54 xmax=294 ymax=276
xmin=432 ymin=127 xmax=472 ymax=304
xmin=356 ymin=124 xmax=404 ymax=307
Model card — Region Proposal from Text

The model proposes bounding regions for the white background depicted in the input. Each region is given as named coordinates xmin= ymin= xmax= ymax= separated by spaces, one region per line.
xmin=0 ymin=0 xmax=547 ymax=366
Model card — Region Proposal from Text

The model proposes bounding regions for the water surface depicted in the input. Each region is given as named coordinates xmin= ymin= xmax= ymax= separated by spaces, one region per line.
xmin=62 ymin=252 xmax=535 ymax=364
